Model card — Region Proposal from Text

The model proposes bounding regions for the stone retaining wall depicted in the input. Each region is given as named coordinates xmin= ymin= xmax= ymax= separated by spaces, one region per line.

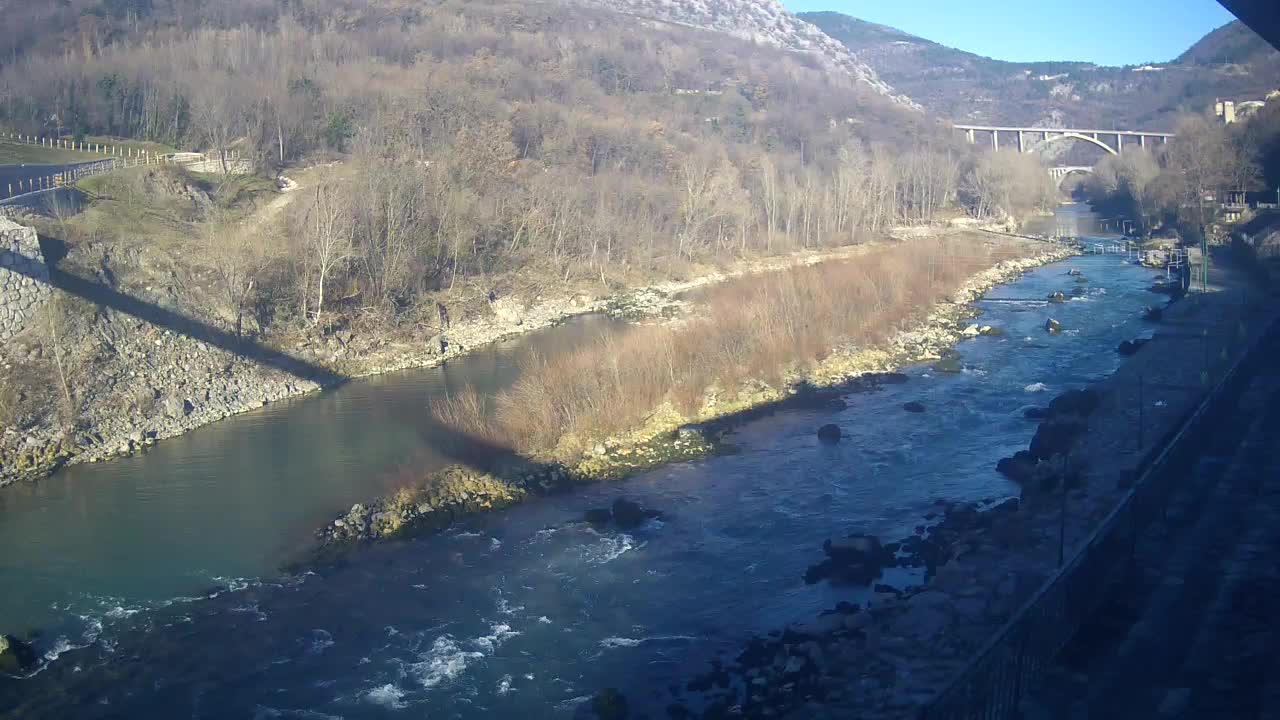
xmin=0 ymin=217 xmax=49 ymax=341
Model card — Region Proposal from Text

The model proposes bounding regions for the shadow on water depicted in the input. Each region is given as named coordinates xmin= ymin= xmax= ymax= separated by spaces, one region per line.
xmin=0 ymin=245 xmax=538 ymax=477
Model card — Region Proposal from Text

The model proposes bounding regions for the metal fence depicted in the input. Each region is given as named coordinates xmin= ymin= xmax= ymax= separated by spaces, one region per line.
xmin=917 ymin=313 xmax=1280 ymax=720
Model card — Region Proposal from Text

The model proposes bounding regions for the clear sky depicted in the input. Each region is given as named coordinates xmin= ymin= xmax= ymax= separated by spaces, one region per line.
xmin=783 ymin=0 xmax=1238 ymax=66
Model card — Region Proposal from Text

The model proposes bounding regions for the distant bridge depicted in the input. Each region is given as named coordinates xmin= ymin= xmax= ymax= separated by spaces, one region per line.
xmin=953 ymin=125 xmax=1175 ymax=156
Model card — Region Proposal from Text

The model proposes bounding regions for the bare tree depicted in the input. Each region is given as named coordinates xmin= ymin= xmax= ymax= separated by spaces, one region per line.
xmin=301 ymin=180 xmax=354 ymax=326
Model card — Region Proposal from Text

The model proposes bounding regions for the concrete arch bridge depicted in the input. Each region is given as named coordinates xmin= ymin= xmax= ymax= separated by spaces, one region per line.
xmin=954 ymin=124 xmax=1175 ymax=185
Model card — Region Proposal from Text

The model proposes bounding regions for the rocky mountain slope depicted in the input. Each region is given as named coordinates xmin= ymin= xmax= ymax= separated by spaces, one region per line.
xmin=803 ymin=12 xmax=1280 ymax=130
xmin=569 ymin=0 xmax=918 ymax=108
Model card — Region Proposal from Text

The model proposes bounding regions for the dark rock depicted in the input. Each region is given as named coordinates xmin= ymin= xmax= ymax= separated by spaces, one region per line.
xmin=902 ymin=401 xmax=926 ymax=413
xmin=1022 ymin=406 xmax=1051 ymax=420
xmin=584 ymin=507 xmax=613 ymax=525
xmin=1029 ymin=417 xmax=1087 ymax=462
xmin=1074 ymin=275 xmax=1089 ymax=284
xmin=589 ymin=688 xmax=629 ymax=720
xmin=996 ymin=451 xmax=1038 ymax=484
xmin=610 ymin=498 xmax=647 ymax=529
xmin=1117 ymin=338 xmax=1149 ymax=356
xmin=1066 ymin=268 xmax=1083 ymax=276
xmin=1047 ymin=388 xmax=1101 ymax=417
xmin=0 ymin=634 xmax=37 ymax=675
xmin=1047 ymin=291 xmax=1066 ymax=303
xmin=878 ymin=372 xmax=910 ymax=385
xmin=817 ymin=424 xmax=842 ymax=444
xmin=1143 ymin=306 xmax=1164 ymax=323
xmin=979 ymin=326 xmax=1005 ymax=337
xmin=1069 ymin=286 xmax=1086 ymax=297
xmin=806 ymin=534 xmax=893 ymax=586
xmin=1044 ymin=318 xmax=1062 ymax=334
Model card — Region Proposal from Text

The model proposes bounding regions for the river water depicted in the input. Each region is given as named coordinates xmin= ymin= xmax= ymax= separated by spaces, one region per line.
xmin=1 ymin=206 xmax=1161 ymax=718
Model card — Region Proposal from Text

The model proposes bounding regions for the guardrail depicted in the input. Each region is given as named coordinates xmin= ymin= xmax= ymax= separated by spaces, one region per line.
xmin=917 ymin=312 xmax=1280 ymax=719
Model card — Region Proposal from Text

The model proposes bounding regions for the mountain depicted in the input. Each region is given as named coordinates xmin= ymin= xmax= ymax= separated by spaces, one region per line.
xmin=567 ymin=0 xmax=918 ymax=108
xmin=802 ymin=12 xmax=1280 ymax=131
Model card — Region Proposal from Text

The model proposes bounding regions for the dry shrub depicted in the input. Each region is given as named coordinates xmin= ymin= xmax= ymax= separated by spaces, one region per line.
xmin=431 ymin=385 xmax=496 ymax=443
xmin=457 ymin=236 xmax=1038 ymax=458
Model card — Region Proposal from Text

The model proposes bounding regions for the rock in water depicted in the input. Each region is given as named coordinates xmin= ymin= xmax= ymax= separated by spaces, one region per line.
xmin=589 ymin=688 xmax=629 ymax=720
xmin=1022 ymin=406 xmax=1051 ymax=419
xmin=932 ymin=356 xmax=963 ymax=374
xmin=1047 ymin=388 xmax=1101 ymax=417
xmin=1029 ymin=417 xmax=1087 ymax=462
xmin=817 ymin=424 xmax=842 ymax=444
xmin=1066 ymin=268 xmax=1083 ymax=276
xmin=1044 ymin=318 xmax=1062 ymax=335
xmin=1143 ymin=306 xmax=1164 ymax=323
xmin=0 ymin=635 xmax=37 ymax=675
xmin=1047 ymin=291 xmax=1067 ymax=303
xmin=610 ymin=498 xmax=647 ymax=529
xmin=979 ymin=325 xmax=1004 ymax=337
xmin=996 ymin=451 xmax=1038 ymax=484
xmin=1118 ymin=338 xmax=1149 ymax=356
xmin=806 ymin=534 xmax=893 ymax=586
xmin=584 ymin=507 xmax=612 ymax=525
xmin=902 ymin=401 xmax=926 ymax=413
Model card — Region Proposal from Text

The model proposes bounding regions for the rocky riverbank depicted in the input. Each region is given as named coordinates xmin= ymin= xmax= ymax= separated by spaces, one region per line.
xmin=315 ymin=242 xmax=1076 ymax=551
xmin=631 ymin=254 xmax=1277 ymax=720
xmin=0 ymin=237 xmax=906 ymax=488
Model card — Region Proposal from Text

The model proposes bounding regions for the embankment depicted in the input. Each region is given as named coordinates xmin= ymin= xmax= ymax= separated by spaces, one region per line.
xmin=318 ymin=234 xmax=1074 ymax=549
xmin=0 ymin=225 xmax=975 ymax=488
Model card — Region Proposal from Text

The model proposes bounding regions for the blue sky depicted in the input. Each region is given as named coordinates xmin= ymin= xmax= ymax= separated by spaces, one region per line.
xmin=783 ymin=0 xmax=1238 ymax=66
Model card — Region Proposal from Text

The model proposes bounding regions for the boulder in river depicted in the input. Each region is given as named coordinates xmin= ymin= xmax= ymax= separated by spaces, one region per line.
xmin=1118 ymin=338 xmax=1149 ymax=356
xmin=996 ymin=450 xmax=1038 ymax=485
xmin=584 ymin=688 xmax=629 ymax=720
xmin=932 ymin=356 xmax=963 ymax=374
xmin=979 ymin=325 xmax=1004 ymax=337
xmin=805 ymin=534 xmax=894 ymax=586
xmin=0 ymin=634 xmax=37 ymax=675
xmin=817 ymin=424 xmax=842 ymax=444
xmin=902 ymin=401 xmax=926 ymax=413
xmin=1047 ymin=291 xmax=1067 ymax=304
xmin=1066 ymin=268 xmax=1083 ymax=276
xmin=1029 ymin=417 xmax=1087 ymax=462
xmin=1047 ymin=388 xmax=1101 ymax=417
xmin=961 ymin=324 xmax=981 ymax=338
xmin=610 ymin=498 xmax=648 ymax=529
xmin=1022 ymin=407 xmax=1051 ymax=420
xmin=584 ymin=507 xmax=613 ymax=525
xmin=1143 ymin=306 xmax=1164 ymax=323
xmin=1044 ymin=318 xmax=1062 ymax=334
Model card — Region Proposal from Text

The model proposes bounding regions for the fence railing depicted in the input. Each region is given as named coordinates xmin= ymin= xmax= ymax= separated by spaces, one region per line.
xmin=0 ymin=154 xmax=175 ymax=201
xmin=1 ymin=131 xmax=245 ymax=202
xmin=917 ymin=312 xmax=1279 ymax=720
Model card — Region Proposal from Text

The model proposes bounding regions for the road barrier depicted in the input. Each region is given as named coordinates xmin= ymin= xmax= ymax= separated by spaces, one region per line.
xmin=1 ymin=132 xmax=244 ymax=203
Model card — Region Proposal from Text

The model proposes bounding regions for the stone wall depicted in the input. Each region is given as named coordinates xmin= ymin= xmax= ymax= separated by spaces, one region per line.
xmin=0 ymin=217 xmax=50 ymax=341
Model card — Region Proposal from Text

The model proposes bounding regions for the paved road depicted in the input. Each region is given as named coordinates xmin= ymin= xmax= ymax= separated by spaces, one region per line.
xmin=1025 ymin=330 xmax=1280 ymax=719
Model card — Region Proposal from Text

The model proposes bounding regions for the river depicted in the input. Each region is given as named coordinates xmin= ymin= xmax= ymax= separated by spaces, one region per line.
xmin=0 ymin=206 xmax=1161 ymax=718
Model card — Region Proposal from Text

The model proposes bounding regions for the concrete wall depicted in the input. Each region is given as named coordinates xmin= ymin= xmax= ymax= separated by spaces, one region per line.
xmin=0 ymin=216 xmax=50 ymax=341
